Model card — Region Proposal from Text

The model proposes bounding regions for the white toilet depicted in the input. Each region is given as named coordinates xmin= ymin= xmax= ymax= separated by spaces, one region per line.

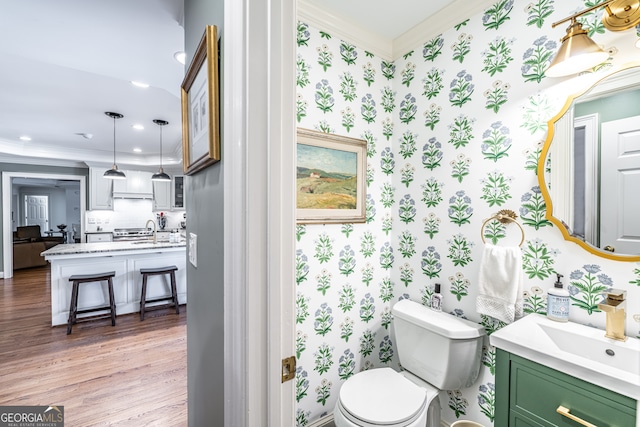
xmin=334 ymin=299 xmax=486 ymax=427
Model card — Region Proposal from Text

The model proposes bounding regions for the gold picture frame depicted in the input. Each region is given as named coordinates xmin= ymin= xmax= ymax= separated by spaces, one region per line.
xmin=181 ymin=25 xmax=220 ymax=175
xmin=296 ymin=128 xmax=367 ymax=224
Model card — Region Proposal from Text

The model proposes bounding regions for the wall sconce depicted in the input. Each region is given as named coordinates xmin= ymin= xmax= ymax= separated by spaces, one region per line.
xmin=104 ymin=112 xmax=126 ymax=180
xmin=546 ymin=0 xmax=640 ymax=77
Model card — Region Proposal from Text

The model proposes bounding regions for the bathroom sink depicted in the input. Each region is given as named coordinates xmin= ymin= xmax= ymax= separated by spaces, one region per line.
xmin=490 ymin=313 xmax=640 ymax=400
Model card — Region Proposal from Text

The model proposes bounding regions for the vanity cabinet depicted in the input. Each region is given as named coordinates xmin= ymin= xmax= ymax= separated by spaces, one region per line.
xmin=496 ymin=349 xmax=636 ymax=426
xmin=89 ymin=167 xmax=113 ymax=210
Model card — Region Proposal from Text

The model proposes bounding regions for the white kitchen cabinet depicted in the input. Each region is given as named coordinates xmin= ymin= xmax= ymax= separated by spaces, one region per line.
xmin=86 ymin=232 xmax=113 ymax=243
xmin=89 ymin=167 xmax=113 ymax=210
xmin=156 ymin=231 xmax=170 ymax=241
xmin=112 ymin=170 xmax=153 ymax=198
xmin=172 ymin=175 xmax=184 ymax=209
xmin=153 ymin=180 xmax=172 ymax=211
xmin=153 ymin=176 xmax=183 ymax=211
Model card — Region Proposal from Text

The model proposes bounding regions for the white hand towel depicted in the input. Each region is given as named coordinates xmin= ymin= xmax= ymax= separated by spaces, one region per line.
xmin=476 ymin=244 xmax=524 ymax=324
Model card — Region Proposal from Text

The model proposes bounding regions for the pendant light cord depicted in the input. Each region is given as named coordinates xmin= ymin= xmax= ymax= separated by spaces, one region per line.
xmin=159 ymin=125 xmax=163 ymax=169
xmin=112 ymin=116 xmax=117 ymax=166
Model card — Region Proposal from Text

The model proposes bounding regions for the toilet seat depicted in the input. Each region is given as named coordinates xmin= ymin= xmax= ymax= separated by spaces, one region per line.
xmin=338 ymin=368 xmax=427 ymax=426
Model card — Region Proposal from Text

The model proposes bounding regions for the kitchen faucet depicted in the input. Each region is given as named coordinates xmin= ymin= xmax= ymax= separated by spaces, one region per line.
xmin=597 ymin=289 xmax=627 ymax=341
xmin=145 ymin=219 xmax=157 ymax=244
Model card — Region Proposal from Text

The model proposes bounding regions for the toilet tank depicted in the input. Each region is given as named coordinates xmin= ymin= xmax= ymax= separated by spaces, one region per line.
xmin=392 ymin=299 xmax=486 ymax=390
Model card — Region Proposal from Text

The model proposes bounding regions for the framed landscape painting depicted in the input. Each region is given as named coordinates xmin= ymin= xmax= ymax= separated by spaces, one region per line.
xmin=296 ymin=128 xmax=367 ymax=224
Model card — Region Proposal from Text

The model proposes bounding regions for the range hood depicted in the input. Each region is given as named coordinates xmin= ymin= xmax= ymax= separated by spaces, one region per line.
xmin=112 ymin=170 xmax=154 ymax=199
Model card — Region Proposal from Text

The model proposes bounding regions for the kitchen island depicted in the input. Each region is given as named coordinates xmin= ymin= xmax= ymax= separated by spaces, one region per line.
xmin=42 ymin=240 xmax=186 ymax=326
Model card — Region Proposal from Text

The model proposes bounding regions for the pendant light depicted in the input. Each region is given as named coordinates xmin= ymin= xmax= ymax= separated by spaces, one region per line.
xmin=103 ymin=112 xmax=126 ymax=179
xmin=151 ymin=119 xmax=171 ymax=182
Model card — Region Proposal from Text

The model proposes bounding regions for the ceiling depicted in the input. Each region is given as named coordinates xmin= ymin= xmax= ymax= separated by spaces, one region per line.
xmin=0 ymin=0 xmax=185 ymax=168
xmin=304 ymin=0 xmax=456 ymax=40
xmin=0 ymin=0 xmax=456 ymax=169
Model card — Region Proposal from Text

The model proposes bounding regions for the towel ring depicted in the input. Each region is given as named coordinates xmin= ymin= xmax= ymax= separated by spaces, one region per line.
xmin=480 ymin=209 xmax=525 ymax=247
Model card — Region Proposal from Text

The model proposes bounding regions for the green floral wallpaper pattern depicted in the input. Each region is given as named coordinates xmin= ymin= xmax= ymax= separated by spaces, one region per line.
xmin=294 ymin=0 xmax=640 ymax=425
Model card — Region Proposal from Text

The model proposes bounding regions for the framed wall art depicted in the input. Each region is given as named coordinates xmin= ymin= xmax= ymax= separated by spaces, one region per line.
xmin=181 ymin=25 xmax=220 ymax=175
xmin=296 ymin=128 xmax=367 ymax=224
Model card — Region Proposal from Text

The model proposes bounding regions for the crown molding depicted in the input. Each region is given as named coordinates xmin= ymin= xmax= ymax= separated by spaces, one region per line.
xmin=0 ymin=153 xmax=87 ymax=168
xmin=297 ymin=0 xmax=394 ymax=60
xmin=393 ymin=0 xmax=497 ymax=59
xmin=0 ymin=139 xmax=183 ymax=169
xmin=298 ymin=0 xmax=497 ymax=61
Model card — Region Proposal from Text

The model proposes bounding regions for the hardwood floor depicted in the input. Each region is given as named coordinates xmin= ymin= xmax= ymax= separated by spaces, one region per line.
xmin=0 ymin=265 xmax=187 ymax=426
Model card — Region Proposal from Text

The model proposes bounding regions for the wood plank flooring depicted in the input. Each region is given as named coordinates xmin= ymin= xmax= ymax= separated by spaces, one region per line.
xmin=0 ymin=265 xmax=187 ymax=426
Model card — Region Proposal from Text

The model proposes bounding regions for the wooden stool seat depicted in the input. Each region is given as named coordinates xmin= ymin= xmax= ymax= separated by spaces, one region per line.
xmin=67 ymin=271 xmax=117 ymax=334
xmin=140 ymin=265 xmax=180 ymax=320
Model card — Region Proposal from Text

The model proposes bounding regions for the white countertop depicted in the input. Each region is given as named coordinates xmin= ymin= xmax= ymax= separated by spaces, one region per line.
xmin=490 ymin=313 xmax=640 ymax=401
xmin=42 ymin=240 xmax=186 ymax=257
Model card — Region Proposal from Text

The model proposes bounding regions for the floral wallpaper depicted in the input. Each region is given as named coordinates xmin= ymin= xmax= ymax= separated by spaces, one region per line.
xmin=295 ymin=0 xmax=640 ymax=425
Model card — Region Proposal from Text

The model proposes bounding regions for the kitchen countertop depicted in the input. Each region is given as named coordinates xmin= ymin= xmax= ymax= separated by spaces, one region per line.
xmin=84 ymin=230 xmax=113 ymax=234
xmin=42 ymin=239 xmax=186 ymax=257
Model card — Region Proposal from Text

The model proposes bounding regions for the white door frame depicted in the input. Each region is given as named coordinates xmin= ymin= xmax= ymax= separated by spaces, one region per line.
xmin=223 ymin=0 xmax=295 ymax=425
xmin=2 ymin=171 xmax=86 ymax=279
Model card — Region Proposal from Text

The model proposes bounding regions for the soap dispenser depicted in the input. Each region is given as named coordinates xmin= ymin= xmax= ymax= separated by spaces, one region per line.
xmin=547 ymin=273 xmax=569 ymax=322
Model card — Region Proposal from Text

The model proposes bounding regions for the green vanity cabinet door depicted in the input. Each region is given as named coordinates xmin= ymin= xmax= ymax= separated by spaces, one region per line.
xmin=509 ymin=411 xmax=545 ymax=426
xmin=496 ymin=349 xmax=636 ymax=427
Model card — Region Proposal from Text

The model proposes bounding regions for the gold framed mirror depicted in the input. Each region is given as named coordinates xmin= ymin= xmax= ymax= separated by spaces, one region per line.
xmin=538 ymin=62 xmax=640 ymax=262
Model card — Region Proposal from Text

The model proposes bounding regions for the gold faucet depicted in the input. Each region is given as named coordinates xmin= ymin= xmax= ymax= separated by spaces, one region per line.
xmin=145 ymin=219 xmax=157 ymax=244
xmin=597 ymin=289 xmax=627 ymax=341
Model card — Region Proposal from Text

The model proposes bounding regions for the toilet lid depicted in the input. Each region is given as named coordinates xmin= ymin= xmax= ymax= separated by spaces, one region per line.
xmin=339 ymin=368 xmax=427 ymax=426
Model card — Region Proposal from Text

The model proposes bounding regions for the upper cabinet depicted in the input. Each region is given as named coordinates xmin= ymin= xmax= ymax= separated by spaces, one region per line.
xmin=153 ymin=176 xmax=184 ymax=211
xmin=112 ymin=170 xmax=154 ymax=199
xmin=172 ymin=176 xmax=184 ymax=210
xmin=89 ymin=167 xmax=113 ymax=210
xmin=153 ymin=180 xmax=172 ymax=211
xmin=88 ymin=168 xmax=179 ymax=211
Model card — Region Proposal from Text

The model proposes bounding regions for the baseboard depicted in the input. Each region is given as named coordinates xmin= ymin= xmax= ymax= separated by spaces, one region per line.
xmin=309 ymin=413 xmax=452 ymax=427
xmin=307 ymin=414 xmax=334 ymax=427
xmin=0 ymin=271 xmax=3 ymax=279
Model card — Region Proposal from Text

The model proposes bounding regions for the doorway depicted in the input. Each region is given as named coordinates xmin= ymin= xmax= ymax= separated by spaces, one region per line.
xmin=2 ymin=172 xmax=86 ymax=279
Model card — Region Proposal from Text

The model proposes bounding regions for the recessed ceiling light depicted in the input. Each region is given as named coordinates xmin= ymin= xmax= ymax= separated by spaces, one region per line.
xmin=130 ymin=81 xmax=150 ymax=88
xmin=19 ymin=136 xmax=31 ymax=141
xmin=132 ymin=124 xmax=144 ymax=130
xmin=174 ymin=51 xmax=186 ymax=65
xmin=133 ymin=148 xmax=142 ymax=153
